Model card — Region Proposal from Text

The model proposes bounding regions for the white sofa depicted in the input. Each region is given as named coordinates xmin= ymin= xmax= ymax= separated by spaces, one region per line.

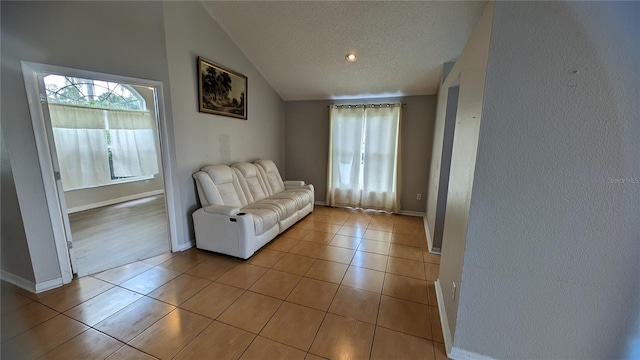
xmin=192 ymin=159 xmax=314 ymax=259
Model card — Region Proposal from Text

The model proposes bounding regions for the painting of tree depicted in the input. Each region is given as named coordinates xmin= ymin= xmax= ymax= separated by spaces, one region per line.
xmin=198 ymin=57 xmax=247 ymax=119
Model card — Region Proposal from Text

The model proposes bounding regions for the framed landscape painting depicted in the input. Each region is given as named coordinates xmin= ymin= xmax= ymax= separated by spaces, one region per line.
xmin=198 ymin=56 xmax=247 ymax=119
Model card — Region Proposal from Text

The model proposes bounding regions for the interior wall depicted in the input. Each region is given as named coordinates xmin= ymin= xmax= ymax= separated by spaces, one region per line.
xmin=434 ymin=0 xmax=494 ymax=346
xmin=0 ymin=130 xmax=35 ymax=282
xmin=455 ymin=1 xmax=640 ymax=359
xmin=284 ymin=95 xmax=436 ymax=213
xmin=0 ymin=1 xmax=177 ymax=284
xmin=163 ymin=1 xmax=286 ymax=241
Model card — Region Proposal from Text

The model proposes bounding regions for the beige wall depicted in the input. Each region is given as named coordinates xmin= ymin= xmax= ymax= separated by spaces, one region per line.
xmin=1 ymin=1 xmax=287 ymax=289
xmin=0 ymin=1 xmax=176 ymax=286
xmin=163 ymin=1 xmax=286 ymax=241
xmin=284 ymin=95 xmax=436 ymax=213
xmin=454 ymin=2 xmax=640 ymax=358
xmin=1 ymin=130 xmax=35 ymax=282
xmin=434 ymin=1 xmax=494 ymax=348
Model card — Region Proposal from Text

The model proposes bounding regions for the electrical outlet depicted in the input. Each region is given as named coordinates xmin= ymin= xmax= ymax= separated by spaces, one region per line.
xmin=416 ymin=193 xmax=422 ymax=200
xmin=452 ymin=282 xmax=457 ymax=301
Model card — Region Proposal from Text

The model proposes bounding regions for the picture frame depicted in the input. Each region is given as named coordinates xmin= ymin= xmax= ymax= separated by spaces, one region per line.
xmin=197 ymin=56 xmax=247 ymax=120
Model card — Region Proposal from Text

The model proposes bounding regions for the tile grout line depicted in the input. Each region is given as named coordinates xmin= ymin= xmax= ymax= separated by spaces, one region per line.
xmin=37 ymin=313 xmax=125 ymax=359
xmin=297 ymin=234 xmax=350 ymax=357
xmin=89 ymin=326 xmax=164 ymax=359
xmin=2 ymin=207 xmax=435 ymax=359
xmin=125 ymin=304 xmax=207 ymax=358
xmin=232 ymin=260 xmax=316 ymax=359
xmin=168 ymin=309 xmax=217 ymax=359
xmin=221 ymin=255 xmax=310 ymax=342
xmin=369 ymin=262 xmax=390 ymax=359
xmin=304 ymin=268 xmax=345 ymax=359
xmin=94 ymin=272 xmax=206 ymax=357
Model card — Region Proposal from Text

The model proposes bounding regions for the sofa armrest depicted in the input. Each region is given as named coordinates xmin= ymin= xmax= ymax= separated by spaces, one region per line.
xmin=193 ymin=208 xmax=255 ymax=259
xmin=284 ymin=180 xmax=305 ymax=188
xmin=203 ymin=205 xmax=241 ymax=216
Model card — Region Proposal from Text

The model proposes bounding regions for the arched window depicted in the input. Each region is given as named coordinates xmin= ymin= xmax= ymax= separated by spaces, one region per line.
xmin=43 ymin=75 xmax=159 ymax=190
xmin=44 ymin=75 xmax=146 ymax=110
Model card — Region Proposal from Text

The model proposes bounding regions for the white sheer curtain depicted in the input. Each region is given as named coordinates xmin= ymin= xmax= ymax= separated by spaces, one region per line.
xmin=361 ymin=106 xmax=401 ymax=211
xmin=327 ymin=107 xmax=365 ymax=207
xmin=49 ymin=104 xmax=111 ymax=190
xmin=326 ymin=104 xmax=401 ymax=212
xmin=49 ymin=104 xmax=159 ymax=190
xmin=108 ymin=110 xmax=159 ymax=178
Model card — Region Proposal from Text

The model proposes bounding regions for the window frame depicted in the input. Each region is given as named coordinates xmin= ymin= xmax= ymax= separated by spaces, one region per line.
xmin=44 ymin=75 xmax=159 ymax=190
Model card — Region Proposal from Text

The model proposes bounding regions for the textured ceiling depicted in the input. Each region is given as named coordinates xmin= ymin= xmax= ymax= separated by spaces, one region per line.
xmin=202 ymin=1 xmax=486 ymax=101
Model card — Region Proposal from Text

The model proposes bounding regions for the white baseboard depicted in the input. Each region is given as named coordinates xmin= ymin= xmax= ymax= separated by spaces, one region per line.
xmin=314 ymin=201 xmax=426 ymax=218
xmin=435 ymin=279 xmax=495 ymax=360
xmin=177 ymin=240 xmax=196 ymax=252
xmin=314 ymin=201 xmax=425 ymax=217
xmin=67 ymin=189 xmax=165 ymax=213
xmin=1 ymin=270 xmax=35 ymax=292
xmin=398 ymin=210 xmax=426 ymax=217
xmin=424 ymin=216 xmax=441 ymax=254
xmin=449 ymin=348 xmax=497 ymax=360
xmin=1 ymin=270 xmax=63 ymax=294
xmin=435 ymin=279 xmax=454 ymax=356
xmin=35 ymin=277 xmax=64 ymax=293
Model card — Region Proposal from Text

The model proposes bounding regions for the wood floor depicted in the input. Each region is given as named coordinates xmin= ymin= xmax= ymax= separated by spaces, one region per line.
xmin=68 ymin=195 xmax=170 ymax=277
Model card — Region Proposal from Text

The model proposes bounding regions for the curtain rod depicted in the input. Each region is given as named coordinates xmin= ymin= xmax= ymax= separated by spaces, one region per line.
xmin=327 ymin=103 xmax=405 ymax=109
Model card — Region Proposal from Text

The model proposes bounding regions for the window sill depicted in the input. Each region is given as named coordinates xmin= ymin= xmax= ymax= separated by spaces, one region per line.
xmin=64 ymin=175 xmax=156 ymax=192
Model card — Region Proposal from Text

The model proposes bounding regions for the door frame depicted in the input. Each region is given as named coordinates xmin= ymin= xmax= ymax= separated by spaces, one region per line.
xmin=21 ymin=61 xmax=181 ymax=284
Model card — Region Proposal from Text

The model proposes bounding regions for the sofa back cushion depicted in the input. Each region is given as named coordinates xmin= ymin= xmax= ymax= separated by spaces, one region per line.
xmin=193 ymin=164 xmax=248 ymax=207
xmin=255 ymin=159 xmax=285 ymax=195
xmin=232 ymin=162 xmax=270 ymax=203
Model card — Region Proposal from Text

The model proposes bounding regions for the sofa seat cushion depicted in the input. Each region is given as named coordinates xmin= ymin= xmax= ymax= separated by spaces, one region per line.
xmin=257 ymin=198 xmax=298 ymax=219
xmin=253 ymin=160 xmax=314 ymax=209
xmin=287 ymin=188 xmax=313 ymax=204
xmin=271 ymin=189 xmax=313 ymax=210
xmin=242 ymin=205 xmax=279 ymax=235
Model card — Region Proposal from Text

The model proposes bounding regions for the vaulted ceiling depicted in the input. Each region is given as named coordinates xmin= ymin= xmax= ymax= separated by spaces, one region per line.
xmin=202 ymin=1 xmax=486 ymax=101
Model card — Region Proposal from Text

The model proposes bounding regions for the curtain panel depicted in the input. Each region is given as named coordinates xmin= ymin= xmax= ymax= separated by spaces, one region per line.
xmin=326 ymin=104 xmax=401 ymax=212
xmin=49 ymin=104 xmax=111 ymax=189
xmin=108 ymin=109 xmax=159 ymax=178
xmin=48 ymin=104 xmax=159 ymax=190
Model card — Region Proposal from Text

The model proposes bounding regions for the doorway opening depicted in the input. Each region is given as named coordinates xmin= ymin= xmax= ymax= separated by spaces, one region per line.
xmin=22 ymin=62 xmax=178 ymax=281
xmin=433 ymin=78 xmax=460 ymax=252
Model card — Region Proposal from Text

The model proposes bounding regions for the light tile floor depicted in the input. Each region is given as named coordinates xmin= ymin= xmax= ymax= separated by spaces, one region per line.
xmin=1 ymin=206 xmax=447 ymax=359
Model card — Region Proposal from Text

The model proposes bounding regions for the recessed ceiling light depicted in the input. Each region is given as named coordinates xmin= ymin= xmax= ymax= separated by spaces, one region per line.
xmin=346 ymin=52 xmax=358 ymax=62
